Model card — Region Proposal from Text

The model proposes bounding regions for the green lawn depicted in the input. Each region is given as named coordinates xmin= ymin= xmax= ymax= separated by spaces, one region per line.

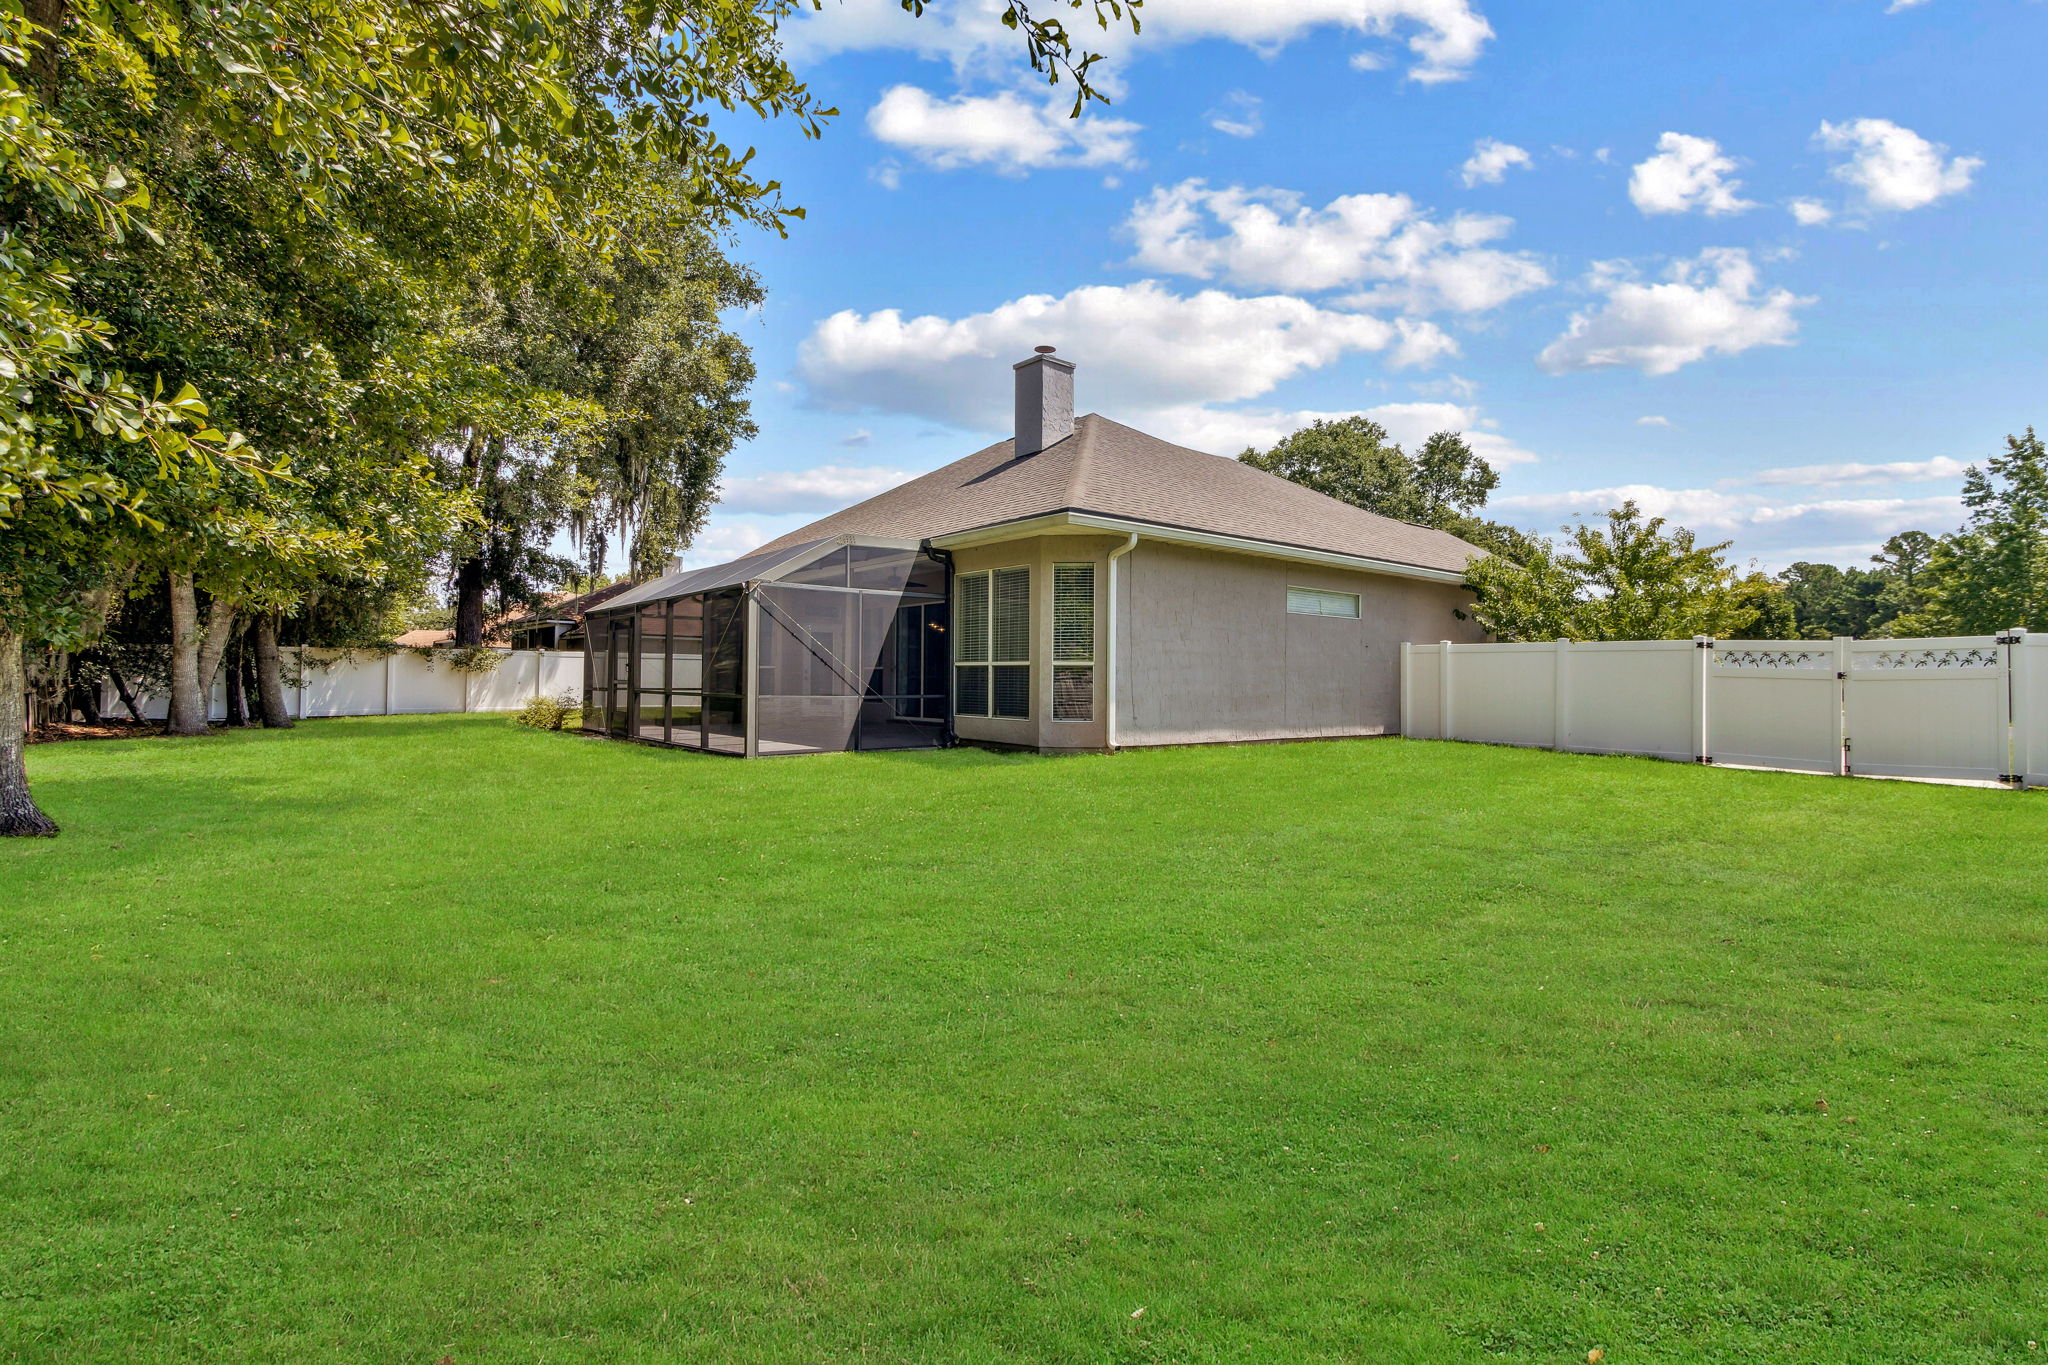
xmin=6 ymin=717 xmax=2047 ymax=1363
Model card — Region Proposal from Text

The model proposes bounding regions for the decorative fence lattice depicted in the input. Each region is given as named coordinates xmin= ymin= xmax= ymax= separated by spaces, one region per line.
xmin=1402 ymin=632 xmax=2048 ymax=789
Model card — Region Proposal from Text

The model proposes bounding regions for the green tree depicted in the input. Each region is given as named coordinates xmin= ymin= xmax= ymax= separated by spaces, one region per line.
xmin=442 ymin=206 xmax=763 ymax=645
xmin=1239 ymin=417 xmax=1533 ymax=557
xmin=2 ymin=0 xmax=1143 ymax=833
xmin=1466 ymin=501 xmax=1757 ymax=641
xmin=1906 ymin=430 xmax=2048 ymax=635
xmin=1775 ymin=561 xmax=1888 ymax=638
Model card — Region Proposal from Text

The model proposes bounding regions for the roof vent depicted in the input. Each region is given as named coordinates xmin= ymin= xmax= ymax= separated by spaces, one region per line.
xmin=1013 ymin=347 xmax=1075 ymax=457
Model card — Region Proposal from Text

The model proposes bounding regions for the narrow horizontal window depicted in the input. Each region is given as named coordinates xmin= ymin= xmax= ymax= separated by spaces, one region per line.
xmin=1287 ymin=586 xmax=1361 ymax=619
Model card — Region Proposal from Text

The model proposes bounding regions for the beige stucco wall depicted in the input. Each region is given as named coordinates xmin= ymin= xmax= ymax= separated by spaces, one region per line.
xmin=948 ymin=533 xmax=1124 ymax=753
xmin=1113 ymin=539 xmax=1485 ymax=748
xmin=947 ymin=532 xmax=1484 ymax=753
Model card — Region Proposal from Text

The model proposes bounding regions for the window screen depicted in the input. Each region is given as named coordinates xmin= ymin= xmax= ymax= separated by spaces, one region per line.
xmin=1051 ymin=563 xmax=1095 ymax=720
xmin=1287 ymin=586 xmax=1362 ymax=618
xmin=954 ymin=567 xmax=1029 ymax=719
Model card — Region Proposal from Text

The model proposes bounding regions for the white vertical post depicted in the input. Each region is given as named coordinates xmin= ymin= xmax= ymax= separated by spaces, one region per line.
xmin=1439 ymin=640 xmax=1455 ymax=742
xmin=534 ymin=650 xmax=544 ymax=700
xmin=293 ymin=646 xmax=305 ymax=720
xmin=1552 ymin=638 xmax=1570 ymax=752
xmin=1399 ymin=642 xmax=1413 ymax=736
xmin=384 ymin=651 xmax=396 ymax=716
xmin=1692 ymin=635 xmax=1712 ymax=763
xmin=2005 ymin=626 xmax=2027 ymax=785
xmin=1833 ymin=636 xmax=1852 ymax=776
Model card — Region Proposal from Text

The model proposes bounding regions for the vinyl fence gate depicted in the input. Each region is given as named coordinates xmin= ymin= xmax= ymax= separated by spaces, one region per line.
xmin=1402 ymin=631 xmax=2047 ymax=788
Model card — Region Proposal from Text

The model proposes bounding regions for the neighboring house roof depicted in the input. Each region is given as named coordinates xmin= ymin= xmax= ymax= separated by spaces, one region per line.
xmin=500 ymin=579 xmax=641 ymax=633
xmin=395 ymin=580 xmax=642 ymax=648
xmin=748 ymin=414 xmax=1485 ymax=577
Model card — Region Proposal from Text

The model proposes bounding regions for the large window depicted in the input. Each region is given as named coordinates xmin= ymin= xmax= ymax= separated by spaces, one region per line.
xmin=1052 ymin=562 xmax=1095 ymax=721
xmin=955 ymin=566 xmax=1030 ymax=719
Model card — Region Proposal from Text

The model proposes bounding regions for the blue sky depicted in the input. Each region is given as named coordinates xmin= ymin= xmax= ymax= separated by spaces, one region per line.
xmin=677 ymin=0 xmax=2044 ymax=572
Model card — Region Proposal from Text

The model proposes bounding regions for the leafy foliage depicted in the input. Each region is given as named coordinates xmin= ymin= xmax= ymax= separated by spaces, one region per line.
xmin=1466 ymin=500 xmax=1777 ymax=641
xmin=1238 ymin=417 xmax=1535 ymax=558
xmin=513 ymin=690 xmax=579 ymax=731
xmin=1906 ymin=429 xmax=2048 ymax=635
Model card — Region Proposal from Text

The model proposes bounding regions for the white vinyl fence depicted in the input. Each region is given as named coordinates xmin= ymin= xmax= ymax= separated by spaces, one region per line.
xmin=115 ymin=648 xmax=584 ymax=723
xmin=1402 ymin=632 xmax=2048 ymax=788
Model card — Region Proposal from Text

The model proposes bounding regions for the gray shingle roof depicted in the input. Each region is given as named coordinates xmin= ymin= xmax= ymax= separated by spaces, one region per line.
xmin=751 ymin=414 xmax=1485 ymax=575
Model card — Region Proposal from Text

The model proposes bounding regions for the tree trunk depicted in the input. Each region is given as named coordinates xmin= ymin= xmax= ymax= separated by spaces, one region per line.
xmin=453 ymin=554 xmax=487 ymax=648
xmin=253 ymin=612 xmax=293 ymax=729
xmin=106 ymin=662 xmax=145 ymax=724
xmin=166 ymin=572 xmax=237 ymax=737
xmin=0 ymin=627 xmax=59 ymax=837
xmin=453 ymin=429 xmax=490 ymax=648
xmin=23 ymin=0 xmax=66 ymax=103
xmin=66 ymin=652 xmax=102 ymax=724
xmin=244 ymin=641 xmax=266 ymax=726
xmin=224 ymin=628 xmax=247 ymax=727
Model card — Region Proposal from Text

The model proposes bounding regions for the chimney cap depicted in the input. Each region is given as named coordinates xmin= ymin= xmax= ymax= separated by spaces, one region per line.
xmin=1033 ymin=345 xmax=1057 ymax=354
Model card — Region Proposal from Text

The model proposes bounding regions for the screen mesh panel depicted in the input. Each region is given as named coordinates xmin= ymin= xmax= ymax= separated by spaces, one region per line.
xmin=992 ymin=567 xmax=1030 ymax=663
xmin=993 ymin=664 xmax=1030 ymax=719
xmin=1053 ymin=665 xmax=1093 ymax=721
xmin=956 ymin=573 xmax=990 ymax=663
xmin=1053 ymin=563 xmax=1094 ymax=662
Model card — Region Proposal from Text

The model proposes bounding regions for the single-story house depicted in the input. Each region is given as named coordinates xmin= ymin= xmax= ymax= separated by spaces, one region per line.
xmin=581 ymin=349 xmax=1488 ymax=756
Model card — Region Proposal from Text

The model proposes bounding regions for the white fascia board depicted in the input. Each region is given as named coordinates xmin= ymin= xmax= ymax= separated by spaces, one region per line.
xmin=929 ymin=512 xmax=1474 ymax=586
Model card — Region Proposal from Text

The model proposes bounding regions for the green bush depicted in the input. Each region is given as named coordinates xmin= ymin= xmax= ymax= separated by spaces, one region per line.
xmin=513 ymin=692 xmax=579 ymax=732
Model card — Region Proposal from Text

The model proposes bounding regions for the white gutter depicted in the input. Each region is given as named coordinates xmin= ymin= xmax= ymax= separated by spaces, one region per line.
xmin=1104 ymin=531 xmax=1139 ymax=751
xmin=930 ymin=511 xmax=1471 ymax=586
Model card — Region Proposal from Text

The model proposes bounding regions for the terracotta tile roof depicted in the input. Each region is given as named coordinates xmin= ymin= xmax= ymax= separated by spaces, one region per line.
xmin=751 ymin=414 xmax=1485 ymax=575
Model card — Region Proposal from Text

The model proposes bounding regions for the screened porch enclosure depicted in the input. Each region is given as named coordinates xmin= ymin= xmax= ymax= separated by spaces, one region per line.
xmin=581 ymin=538 xmax=949 ymax=756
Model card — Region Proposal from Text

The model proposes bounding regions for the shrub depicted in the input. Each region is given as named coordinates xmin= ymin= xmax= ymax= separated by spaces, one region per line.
xmin=514 ymin=692 xmax=579 ymax=732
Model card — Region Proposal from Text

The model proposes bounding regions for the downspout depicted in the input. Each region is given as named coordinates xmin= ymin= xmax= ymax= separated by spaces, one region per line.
xmin=1104 ymin=532 xmax=1139 ymax=752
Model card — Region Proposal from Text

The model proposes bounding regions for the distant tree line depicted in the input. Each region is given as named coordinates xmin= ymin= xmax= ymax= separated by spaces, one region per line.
xmin=1243 ymin=421 xmax=2048 ymax=644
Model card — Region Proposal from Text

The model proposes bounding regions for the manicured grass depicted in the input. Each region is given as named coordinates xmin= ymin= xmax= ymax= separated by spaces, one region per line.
xmin=6 ymin=716 xmax=2048 ymax=1363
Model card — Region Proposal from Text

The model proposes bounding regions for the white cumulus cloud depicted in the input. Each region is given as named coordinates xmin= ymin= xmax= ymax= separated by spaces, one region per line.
xmin=867 ymin=85 xmax=1139 ymax=174
xmin=1151 ymin=399 xmax=1537 ymax=465
xmin=1207 ymin=91 xmax=1263 ymax=139
xmin=1126 ymin=179 xmax=1549 ymax=313
xmin=1628 ymin=132 xmax=1756 ymax=216
xmin=1637 ymin=415 xmax=1673 ymax=427
xmin=1536 ymin=248 xmax=1813 ymax=376
xmin=717 ymin=464 xmax=920 ymax=515
xmin=797 ymin=281 xmax=1457 ymax=438
xmin=783 ymin=0 xmax=1496 ymax=86
xmin=1492 ymin=483 xmax=1962 ymax=565
xmin=1787 ymin=197 xmax=1834 ymax=226
xmin=1749 ymin=456 xmax=1973 ymax=487
xmin=1816 ymin=117 xmax=1981 ymax=212
xmin=1460 ymin=138 xmax=1532 ymax=187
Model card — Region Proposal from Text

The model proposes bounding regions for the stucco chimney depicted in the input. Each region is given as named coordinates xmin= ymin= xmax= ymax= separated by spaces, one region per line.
xmin=1013 ymin=346 xmax=1075 ymax=457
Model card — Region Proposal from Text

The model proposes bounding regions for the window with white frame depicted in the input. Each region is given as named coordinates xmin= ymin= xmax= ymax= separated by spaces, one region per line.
xmin=1287 ymin=586 xmax=1361 ymax=619
xmin=955 ymin=566 xmax=1031 ymax=719
xmin=1052 ymin=562 xmax=1096 ymax=721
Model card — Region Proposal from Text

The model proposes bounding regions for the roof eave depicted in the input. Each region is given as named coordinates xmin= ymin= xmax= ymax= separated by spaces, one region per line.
xmin=928 ymin=511 xmax=1478 ymax=585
